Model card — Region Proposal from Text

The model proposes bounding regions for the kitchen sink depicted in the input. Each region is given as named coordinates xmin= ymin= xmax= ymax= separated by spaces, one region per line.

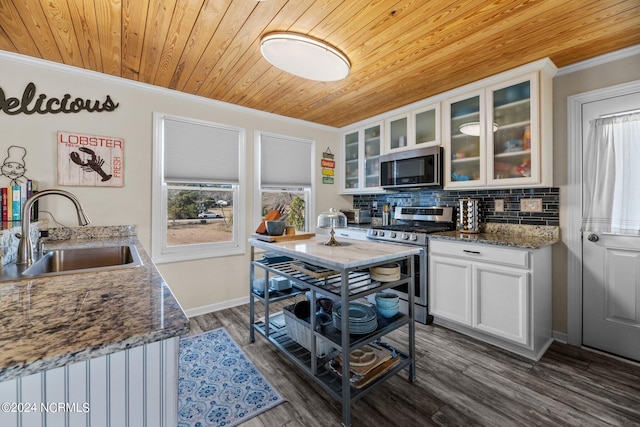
xmin=22 ymin=245 xmax=143 ymax=277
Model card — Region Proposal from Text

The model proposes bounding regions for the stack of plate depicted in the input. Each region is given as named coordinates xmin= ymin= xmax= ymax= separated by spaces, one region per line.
xmin=332 ymin=302 xmax=378 ymax=334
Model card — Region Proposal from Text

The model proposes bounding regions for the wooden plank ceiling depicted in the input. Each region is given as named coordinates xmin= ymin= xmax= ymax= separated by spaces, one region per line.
xmin=1 ymin=0 xmax=638 ymax=128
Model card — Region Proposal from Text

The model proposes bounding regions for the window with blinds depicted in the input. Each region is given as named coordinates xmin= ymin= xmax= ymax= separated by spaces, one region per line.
xmin=152 ymin=113 xmax=246 ymax=262
xmin=256 ymin=132 xmax=314 ymax=233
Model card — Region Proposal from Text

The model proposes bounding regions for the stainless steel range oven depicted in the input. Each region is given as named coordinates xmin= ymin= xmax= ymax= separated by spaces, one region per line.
xmin=366 ymin=206 xmax=455 ymax=324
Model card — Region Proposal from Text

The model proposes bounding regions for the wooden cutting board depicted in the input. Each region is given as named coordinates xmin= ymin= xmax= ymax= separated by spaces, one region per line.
xmin=251 ymin=233 xmax=315 ymax=243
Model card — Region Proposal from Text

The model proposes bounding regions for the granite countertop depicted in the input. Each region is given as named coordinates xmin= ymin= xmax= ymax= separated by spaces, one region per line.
xmin=0 ymin=226 xmax=189 ymax=382
xmin=249 ymin=236 xmax=421 ymax=270
xmin=429 ymin=223 xmax=560 ymax=249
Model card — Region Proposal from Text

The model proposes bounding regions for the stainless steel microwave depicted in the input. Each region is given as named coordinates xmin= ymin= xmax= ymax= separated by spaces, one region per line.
xmin=379 ymin=146 xmax=442 ymax=189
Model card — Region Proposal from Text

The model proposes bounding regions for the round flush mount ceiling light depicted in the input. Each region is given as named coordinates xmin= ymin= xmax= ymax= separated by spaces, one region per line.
xmin=260 ymin=32 xmax=351 ymax=82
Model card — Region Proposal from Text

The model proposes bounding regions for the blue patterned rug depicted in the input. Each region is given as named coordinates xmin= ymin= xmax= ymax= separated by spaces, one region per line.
xmin=178 ymin=328 xmax=284 ymax=427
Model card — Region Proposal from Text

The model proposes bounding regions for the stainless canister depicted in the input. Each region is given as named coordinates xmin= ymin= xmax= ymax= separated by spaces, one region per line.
xmin=458 ymin=198 xmax=481 ymax=234
xmin=382 ymin=211 xmax=390 ymax=226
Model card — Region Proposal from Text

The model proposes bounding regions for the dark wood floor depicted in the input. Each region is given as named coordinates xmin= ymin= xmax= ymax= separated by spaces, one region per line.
xmin=188 ymin=303 xmax=640 ymax=427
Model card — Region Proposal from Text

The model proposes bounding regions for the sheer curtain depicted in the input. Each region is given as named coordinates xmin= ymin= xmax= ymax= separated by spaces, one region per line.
xmin=582 ymin=112 xmax=640 ymax=235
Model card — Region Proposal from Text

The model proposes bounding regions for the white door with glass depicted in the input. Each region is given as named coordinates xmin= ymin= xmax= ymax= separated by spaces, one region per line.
xmin=581 ymin=91 xmax=640 ymax=362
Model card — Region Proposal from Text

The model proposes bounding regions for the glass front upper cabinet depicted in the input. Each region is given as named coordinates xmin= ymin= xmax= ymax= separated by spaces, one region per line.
xmin=342 ymin=123 xmax=383 ymax=193
xmin=413 ymin=104 xmax=439 ymax=147
xmin=385 ymin=103 xmax=440 ymax=153
xmin=445 ymin=72 xmax=545 ymax=189
xmin=363 ymin=125 xmax=381 ymax=188
xmin=447 ymin=91 xmax=485 ymax=186
xmin=488 ymin=75 xmax=540 ymax=185
xmin=343 ymin=130 xmax=360 ymax=190
xmin=387 ymin=115 xmax=408 ymax=151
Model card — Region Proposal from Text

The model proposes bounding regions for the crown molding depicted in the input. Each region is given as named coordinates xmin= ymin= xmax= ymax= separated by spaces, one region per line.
xmin=556 ymin=45 xmax=640 ymax=76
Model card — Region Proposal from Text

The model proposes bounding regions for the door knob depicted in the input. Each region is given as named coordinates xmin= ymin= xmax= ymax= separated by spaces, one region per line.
xmin=587 ymin=233 xmax=599 ymax=242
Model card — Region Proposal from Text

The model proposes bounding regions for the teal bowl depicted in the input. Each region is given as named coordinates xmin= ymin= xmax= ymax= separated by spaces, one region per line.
xmin=377 ymin=305 xmax=399 ymax=318
xmin=375 ymin=292 xmax=399 ymax=308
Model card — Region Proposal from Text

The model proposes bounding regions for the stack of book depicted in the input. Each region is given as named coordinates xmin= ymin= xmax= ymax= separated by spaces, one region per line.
xmin=1 ymin=180 xmax=38 ymax=223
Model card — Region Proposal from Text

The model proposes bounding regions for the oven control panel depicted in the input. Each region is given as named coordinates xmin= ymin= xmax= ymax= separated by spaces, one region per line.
xmin=366 ymin=206 xmax=454 ymax=246
xmin=368 ymin=229 xmax=427 ymax=246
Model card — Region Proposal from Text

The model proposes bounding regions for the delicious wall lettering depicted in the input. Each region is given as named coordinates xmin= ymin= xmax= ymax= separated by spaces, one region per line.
xmin=0 ymin=82 xmax=119 ymax=115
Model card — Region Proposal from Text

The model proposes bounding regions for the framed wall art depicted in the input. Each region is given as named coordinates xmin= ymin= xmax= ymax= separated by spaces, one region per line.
xmin=57 ymin=131 xmax=124 ymax=187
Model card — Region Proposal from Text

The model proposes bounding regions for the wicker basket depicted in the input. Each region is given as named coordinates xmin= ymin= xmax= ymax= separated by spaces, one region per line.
xmin=283 ymin=304 xmax=336 ymax=358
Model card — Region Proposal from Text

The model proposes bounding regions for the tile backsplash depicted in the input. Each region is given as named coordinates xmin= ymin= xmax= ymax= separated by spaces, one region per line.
xmin=353 ymin=187 xmax=559 ymax=226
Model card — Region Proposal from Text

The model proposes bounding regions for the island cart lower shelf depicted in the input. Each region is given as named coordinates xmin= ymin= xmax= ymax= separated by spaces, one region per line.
xmin=253 ymin=313 xmax=412 ymax=403
xmin=248 ymin=236 xmax=420 ymax=427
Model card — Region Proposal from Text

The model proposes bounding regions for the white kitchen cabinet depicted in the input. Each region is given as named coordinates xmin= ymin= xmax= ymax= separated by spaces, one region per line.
xmin=444 ymin=62 xmax=555 ymax=189
xmin=429 ymin=239 xmax=552 ymax=360
xmin=414 ymin=103 xmax=440 ymax=147
xmin=429 ymin=255 xmax=472 ymax=326
xmin=341 ymin=122 xmax=383 ymax=193
xmin=385 ymin=103 xmax=440 ymax=153
xmin=474 ymin=263 xmax=529 ymax=345
xmin=386 ymin=113 xmax=408 ymax=151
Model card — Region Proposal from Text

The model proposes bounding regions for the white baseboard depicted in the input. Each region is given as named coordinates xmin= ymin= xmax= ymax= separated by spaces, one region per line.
xmin=184 ymin=296 xmax=249 ymax=318
xmin=552 ymin=330 xmax=568 ymax=344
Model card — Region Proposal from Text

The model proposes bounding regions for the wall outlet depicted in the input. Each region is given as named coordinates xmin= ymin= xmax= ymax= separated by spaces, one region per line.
xmin=494 ymin=199 xmax=504 ymax=212
xmin=521 ymin=198 xmax=542 ymax=212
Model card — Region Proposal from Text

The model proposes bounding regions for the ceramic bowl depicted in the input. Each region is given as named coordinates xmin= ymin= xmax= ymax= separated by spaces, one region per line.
xmin=375 ymin=292 xmax=399 ymax=308
xmin=377 ymin=305 xmax=399 ymax=318
xmin=265 ymin=220 xmax=286 ymax=236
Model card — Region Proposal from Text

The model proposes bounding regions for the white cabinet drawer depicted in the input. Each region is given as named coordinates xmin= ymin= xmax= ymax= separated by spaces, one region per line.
xmin=332 ymin=228 xmax=369 ymax=241
xmin=429 ymin=239 xmax=529 ymax=269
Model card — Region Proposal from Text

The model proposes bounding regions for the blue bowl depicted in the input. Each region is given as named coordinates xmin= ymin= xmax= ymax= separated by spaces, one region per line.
xmin=377 ymin=305 xmax=399 ymax=318
xmin=375 ymin=292 xmax=399 ymax=308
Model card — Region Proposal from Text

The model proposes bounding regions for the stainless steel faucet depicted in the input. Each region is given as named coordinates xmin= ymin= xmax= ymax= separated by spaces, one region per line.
xmin=17 ymin=189 xmax=91 ymax=265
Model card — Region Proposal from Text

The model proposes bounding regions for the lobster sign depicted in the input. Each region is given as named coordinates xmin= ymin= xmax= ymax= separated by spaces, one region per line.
xmin=57 ymin=131 xmax=124 ymax=187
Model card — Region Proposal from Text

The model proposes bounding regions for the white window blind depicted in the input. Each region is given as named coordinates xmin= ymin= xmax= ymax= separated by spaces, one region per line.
xmin=261 ymin=134 xmax=312 ymax=186
xmin=164 ymin=117 xmax=240 ymax=183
